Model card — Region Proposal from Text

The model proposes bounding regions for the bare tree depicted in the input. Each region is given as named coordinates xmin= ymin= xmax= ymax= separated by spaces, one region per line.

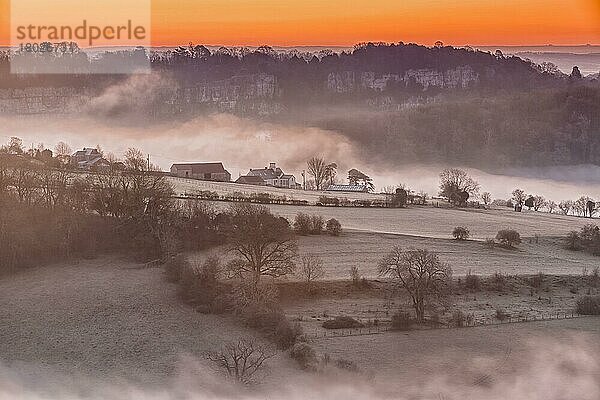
xmin=532 ymin=195 xmax=546 ymax=212
xmin=307 ymin=156 xmax=327 ymax=190
xmin=38 ymin=167 xmax=70 ymax=208
xmin=559 ymin=200 xmax=573 ymax=215
xmin=547 ymin=200 xmax=557 ymax=214
xmin=54 ymin=141 xmax=72 ymax=165
xmin=378 ymin=247 xmax=451 ymax=322
xmin=124 ymin=148 xmax=147 ymax=172
xmin=205 ymin=339 xmax=275 ymax=383
xmin=10 ymin=166 xmax=39 ymax=204
xmin=512 ymin=189 xmax=526 ymax=210
xmin=0 ymin=158 xmax=11 ymax=198
xmin=1 ymin=137 xmax=24 ymax=155
xmin=298 ymin=254 xmax=325 ymax=293
xmin=105 ymin=152 xmax=120 ymax=167
xmin=226 ymin=204 xmax=297 ymax=285
xmin=481 ymin=192 xmax=492 ymax=206
xmin=439 ymin=168 xmax=479 ymax=206
xmin=574 ymin=196 xmax=591 ymax=217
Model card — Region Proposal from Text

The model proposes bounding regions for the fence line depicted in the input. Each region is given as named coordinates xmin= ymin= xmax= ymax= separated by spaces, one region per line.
xmin=309 ymin=312 xmax=593 ymax=339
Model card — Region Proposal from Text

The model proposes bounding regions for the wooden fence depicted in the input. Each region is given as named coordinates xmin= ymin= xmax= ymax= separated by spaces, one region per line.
xmin=308 ymin=312 xmax=593 ymax=339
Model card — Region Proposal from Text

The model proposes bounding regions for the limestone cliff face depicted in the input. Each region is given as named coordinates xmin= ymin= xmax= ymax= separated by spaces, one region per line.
xmin=327 ymin=66 xmax=479 ymax=92
xmin=0 ymin=73 xmax=280 ymax=115
xmin=0 ymin=87 xmax=89 ymax=114
xmin=327 ymin=71 xmax=356 ymax=93
xmin=1 ymin=68 xmax=480 ymax=115
xmin=404 ymin=66 xmax=479 ymax=89
xmin=179 ymin=73 xmax=278 ymax=108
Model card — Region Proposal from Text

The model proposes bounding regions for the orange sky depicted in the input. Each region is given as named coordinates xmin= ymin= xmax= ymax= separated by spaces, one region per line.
xmin=1 ymin=0 xmax=600 ymax=47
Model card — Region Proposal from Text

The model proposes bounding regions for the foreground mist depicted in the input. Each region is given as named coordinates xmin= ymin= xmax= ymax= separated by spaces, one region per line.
xmin=1 ymin=336 xmax=598 ymax=400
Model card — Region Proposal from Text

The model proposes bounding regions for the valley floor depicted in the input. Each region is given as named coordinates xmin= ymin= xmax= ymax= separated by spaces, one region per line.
xmin=0 ymin=256 xmax=598 ymax=399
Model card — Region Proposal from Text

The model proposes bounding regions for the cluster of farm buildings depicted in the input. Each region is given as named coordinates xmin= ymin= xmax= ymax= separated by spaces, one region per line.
xmin=71 ymin=148 xmax=369 ymax=193
xmin=169 ymin=161 xmax=369 ymax=193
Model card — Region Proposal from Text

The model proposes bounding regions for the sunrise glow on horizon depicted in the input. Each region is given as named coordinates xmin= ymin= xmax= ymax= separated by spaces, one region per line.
xmin=1 ymin=0 xmax=600 ymax=47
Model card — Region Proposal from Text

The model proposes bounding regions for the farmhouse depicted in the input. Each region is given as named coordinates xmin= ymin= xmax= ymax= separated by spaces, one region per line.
xmin=71 ymin=148 xmax=111 ymax=170
xmin=170 ymin=162 xmax=231 ymax=182
xmin=326 ymin=184 xmax=369 ymax=193
xmin=246 ymin=162 xmax=296 ymax=188
xmin=235 ymin=175 xmax=266 ymax=186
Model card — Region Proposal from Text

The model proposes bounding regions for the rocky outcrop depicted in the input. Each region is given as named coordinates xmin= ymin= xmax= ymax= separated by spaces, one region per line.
xmin=180 ymin=73 xmax=278 ymax=105
xmin=0 ymin=87 xmax=88 ymax=114
xmin=0 ymin=73 xmax=280 ymax=116
xmin=404 ymin=66 xmax=478 ymax=89
xmin=327 ymin=66 xmax=479 ymax=92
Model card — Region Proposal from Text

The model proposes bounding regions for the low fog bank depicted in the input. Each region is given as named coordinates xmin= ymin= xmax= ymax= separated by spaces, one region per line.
xmin=2 ymin=110 xmax=600 ymax=202
xmin=373 ymin=164 xmax=600 ymax=201
xmin=1 ymin=336 xmax=598 ymax=400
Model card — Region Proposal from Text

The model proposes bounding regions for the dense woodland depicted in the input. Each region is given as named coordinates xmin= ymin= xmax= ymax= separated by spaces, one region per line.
xmin=0 ymin=42 xmax=557 ymax=90
xmin=312 ymin=86 xmax=600 ymax=167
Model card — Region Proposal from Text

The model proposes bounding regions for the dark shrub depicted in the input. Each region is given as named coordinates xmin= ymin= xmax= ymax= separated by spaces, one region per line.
xmin=452 ymin=226 xmax=470 ymax=241
xmin=495 ymin=229 xmax=521 ymax=248
xmin=319 ymin=196 xmax=340 ymax=206
xmin=590 ymin=267 xmax=600 ymax=288
xmin=465 ymin=313 xmax=474 ymax=325
xmin=465 ymin=270 xmax=481 ymax=291
xmin=451 ymin=310 xmax=466 ymax=327
xmin=576 ymin=295 xmax=600 ymax=315
xmin=495 ymin=308 xmax=509 ymax=321
xmin=326 ymin=218 xmax=342 ymax=236
xmin=290 ymin=343 xmax=318 ymax=370
xmin=294 ymin=213 xmax=325 ymax=235
xmin=164 ymin=254 xmax=188 ymax=283
xmin=187 ymin=256 xmax=223 ymax=308
xmin=335 ymin=358 xmax=359 ymax=372
xmin=491 ymin=272 xmax=507 ymax=291
xmin=391 ymin=311 xmax=412 ymax=331
xmin=310 ymin=215 xmax=325 ymax=234
xmin=529 ymin=272 xmax=545 ymax=289
xmin=274 ymin=319 xmax=303 ymax=350
xmin=580 ymin=224 xmax=600 ymax=245
xmin=322 ymin=316 xmax=364 ymax=329
xmin=230 ymin=281 xmax=302 ymax=349
xmin=240 ymin=305 xmax=281 ymax=330
xmin=293 ymin=213 xmax=312 ymax=235
xmin=571 ymin=224 xmax=600 ymax=256
xmin=350 ymin=266 xmax=360 ymax=286
xmin=177 ymin=261 xmax=199 ymax=300
xmin=565 ymin=231 xmax=581 ymax=251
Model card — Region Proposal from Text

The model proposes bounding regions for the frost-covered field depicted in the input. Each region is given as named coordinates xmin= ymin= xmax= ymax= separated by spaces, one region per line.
xmin=169 ymin=176 xmax=388 ymax=204
xmin=0 ymin=257 xmax=295 ymax=386
xmin=0 ymin=256 xmax=598 ymax=399
xmin=293 ymin=230 xmax=599 ymax=279
xmin=267 ymin=204 xmax=591 ymax=240
xmin=190 ymin=203 xmax=599 ymax=278
xmin=278 ymin=204 xmax=599 ymax=278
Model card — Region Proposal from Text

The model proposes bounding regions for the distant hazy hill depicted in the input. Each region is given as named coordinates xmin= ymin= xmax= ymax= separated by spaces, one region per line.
xmin=514 ymin=52 xmax=600 ymax=76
